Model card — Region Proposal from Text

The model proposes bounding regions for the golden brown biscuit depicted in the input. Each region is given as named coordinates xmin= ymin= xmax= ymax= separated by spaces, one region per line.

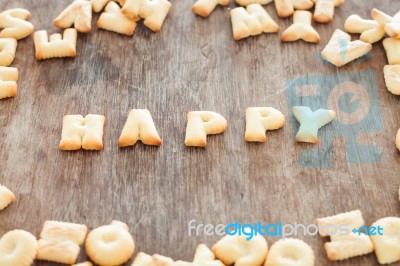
xmin=34 ymin=28 xmax=77 ymax=60
xmin=245 ymin=107 xmax=285 ymax=142
xmin=383 ymin=38 xmax=400 ymax=65
xmin=0 ymin=8 xmax=34 ymax=40
xmin=86 ymin=221 xmax=135 ymax=266
xmin=193 ymin=0 xmax=230 ymax=17
xmin=281 ymin=11 xmax=320 ymax=43
xmin=53 ymin=0 xmax=92 ymax=33
xmin=0 ymin=66 xmax=18 ymax=99
xmin=119 ymin=109 xmax=162 ymax=147
xmin=97 ymin=1 xmax=139 ymax=36
xmin=370 ymin=217 xmax=400 ymax=264
xmin=265 ymin=238 xmax=314 ymax=266
xmin=59 ymin=114 xmax=106 ymax=151
xmin=0 ymin=184 xmax=15 ymax=211
xmin=122 ymin=0 xmax=172 ymax=32
xmin=0 ymin=38 xmax=17 ymax=66
xmin=0 ymin=230 xmax=38 ymax=266
xmin=131 ymin=252 xmax=175 ymax=266
xmin=321 ymin=29 xmax=372 ymax=67
xmin=175 ymin=244 xmax=224 ymax=266
xmin=384 ymin=65 xmax=400 ymax=95
xmin=230 ymin=4 xmax=279 ymax=40
xmin=92 ymin=0 xmax=127 ymax=12
xmin=185 ymin=111 xmax=228 ymax=147
xmin=313 ymin=0 xmax=334 ymax=23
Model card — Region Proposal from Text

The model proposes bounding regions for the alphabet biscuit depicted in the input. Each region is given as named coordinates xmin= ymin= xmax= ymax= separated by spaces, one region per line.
xmin=34 ymin=28 xmax=77 ymax=60
xmin=245 ymin=107 xmax=285 ymax=142
xmin=0 ymin=66 xmax=18 ymax=99
xmin=119 ymin=109 xmax=162 ymax=147
xmin=235 ymin=0 xmax=273 ymax=6
xmin=185 ymin=111 xmax=228 ymax=147
xmin=397 ymin=128 xmax=400 ymax=151
xmin=59 ymin=114 xmax=105 ymax=150
xmin=384 ymin=65 xmax=400 ymax=95
xmin=321 ymin=29 xmax=372 ymax=67
xmin=344 ymin=14 xmax=382 ymax=44
xmin=0 ymin=230 xmax=38 ymax=266
xmin=192 ymin=0 xmax=230 ymax=17
xmin=265 ymin=238 xmax=314 ymax=266
xmin=175 ymin=244 xmax=224 ymax=266
xmin=0 ymin=8 xmax=34 ymax=40
xmin=212 ymin=234 xmax=268 ymax=266
xmin=383 ymin=38 xmax=400 ymax=65
xmin=53 ymin=0 xmax=92 ymax=33
xmin=86 ymin=221 xmax=135 ymax=266
xmin=0 ymin=184 xmax=15 ymax=211
xmin=122 ymin=0 xmax=172 ymax=32
xmin=97 ymin=1 xmax=139 ymax=36
xmin=92 ymin=0 xmax=127 ymax=12
xmin=370 ymin=217 xmax=400 ymax=264
xmin=0 ymin=38 xmax=17 ymax=66
xmin=281 ymin=11 xmax=320 ymax=43
xmin=230 ymin=4 xmax=279 ymax=41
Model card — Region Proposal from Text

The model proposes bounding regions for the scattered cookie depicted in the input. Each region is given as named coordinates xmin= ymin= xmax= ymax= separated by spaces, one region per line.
xmin=281 ymin=11 xmax=320 ymax=43
xmin=383 ymin=38 xmax=400 ymax=65
xmin=53 ymin=0 xmax=92 ymax=33
xmin=131 ymin=253 xmax=175 ymax=266
xmin=59 ymin=114 xmax=105 ymax=150
xmin=313 ymin=0 xmax=335 ymax=23
xmin=0 ymin=230 xmax=38 ymax=266
xmin=0 ymin=66 xmax=18 ymax=99
xmin=0 ymin=184 xmax=15 ymax=211
xmin=292 ymin=0 xmax=314 ymax=10
xmin=274 ymin=0 xmax=294 ymax=18
xmin=0 ymin=38 xmax=17 ymax=67
xmin=371 ymin=8 xmax=400 ymax=40
xmin=384 ymin=65 xmax=400 ymax=95
xmin=97 ymin=1 xmax=139 ymax=36
xmin=245 ymin=107 xmax=285 ymax=142
xmin=86 ymin=221 xmax=135 ymax=266
xmin=230 ymin=4 xmax=279 ymax=40
xmin=34 ymin=28 xmax=77 ymax=60
xmin=175 ymin=244 xmax=224 ymax=266
xmin=370 ymin=217 xmax=400 ymax=264
xmin=185 ymin=111 xmax=228 ymax=147
xmin=265 ymin=238 xmax=315 ymax=266
xmin=316 ymin=210 xmax=374 ymax=261
xmin=293 ymin=106 xmax=335 ymax=143
xmin=344 ymin=14 xmax=382 ymax=44
xmin=321 ymin=29 xmax=372 ymax=67
xmin=119 ymin=109 xmax=162 ymax=147
xmin=397 ymin=128 xmax=400 ymax=151
xmin=72 ymin=262 xmax=93 ymax=266
xmin=92 ymin=0 xmax=127 ymax=12
xmin=367 ymin=8 xmax=393 ymax=43
xmin=121 ymin=0 xmax=172 ymax=32
xmin=0 ymin=8 xmax=34 ymax=40
xmin=193 ymin=0 xmax=229 ymax=17
xmin=385 ymin=11 xmax=400 ymax=38
xmin=211 ymin=234 xmax=268 ymax=266
xmin=37 ymin=221 xmax=88 ymax=265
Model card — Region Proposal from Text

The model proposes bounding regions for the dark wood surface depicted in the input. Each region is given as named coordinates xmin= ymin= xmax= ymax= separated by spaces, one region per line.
xmin=1 ymin=0 xmax=400 ymax=265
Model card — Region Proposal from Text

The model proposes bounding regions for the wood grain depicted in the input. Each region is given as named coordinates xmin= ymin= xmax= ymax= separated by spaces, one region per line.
xmin=1 ymin=0 xmax=400 ymax=265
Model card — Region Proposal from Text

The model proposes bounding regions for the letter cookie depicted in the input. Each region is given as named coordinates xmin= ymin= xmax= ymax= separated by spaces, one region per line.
xmin=211 ymin=234 xmax=268 ymax=266
xmin=384 ymin=65 xmax=400 ymax=95
xmin=274 ymin=0 xmax=294 ymax=18
xmin=59 ymin=114 xmax=105 ymax=150
xmin=131 ymin=252 xmax=175 ymax=266
xmin=385 ymin=11 xmax=400 ymax=38
xmin=0 ymin=230 xmax=38 ymax=266
xmin=37 ymin=221 xmax=88 ymax=264
xmin=0 ymin=9 xmax=34 ymax=40
xmin=316 ymin=210 xmax=374 ymax=261
xmin=92 ymin=0 xmax=127 ymax=12
xmin=281 ymin=11 xmax=320 ymax=43
xmin=321 ymin=29 xmax=372 ymax=67
xmin=397 ymin=128 xmax=400 ymax=151
xmin=370 ymin=217 xmax=400 ymax=264
xmin=0 ymin=184 xmax=15 ymax=211
xmin=119 ymin=109 xmax=162 ymax=147
xmin=313 ymin=0 xmax=343 ymax=23
xmin=293 ymin=106 xmax=335 ymax=143
xmin=383 ymin=38 xmax=400 ymax=65
xmin=72 ymin=262 xmax=93 ymax=266
xmin=54 ymin=0 xmax=92 ymax=33
xmin=245 ymin=107 xmax=285 ymax=142
xmin=175 ymin=244 xmax=224 ymax=266
xmin=265 ymin=238 xmax=314 ymax=266
xmin=193 ymin=0 xmax=229 ymax=17
xmin=34 ymin=28 xmax=77 ymax=60
xmin=230 ymin=4 xmax=279 ymax=40
xmin=122 ymin=0 xmax=172 ymax=32
xmin=97 ymin=2 xmax=139 ymax=36
xmin=235 ymin=0 xmax=273 ymax=6
xmin=86 ymin=221 xmax=135 ymax=266
xmin=344 ymin=14 xmax=382 ymax=44
xmin=185 ymin=111 xmax=228 ymax=147
xmin=0 ymin=38 xmax=17 ymax=67
xmin=0 ymin=66 xmax=18 ymax=99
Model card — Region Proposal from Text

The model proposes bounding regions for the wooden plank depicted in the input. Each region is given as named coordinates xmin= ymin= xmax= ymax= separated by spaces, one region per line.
xmin=0 ymin=0 xmax=399 ymax=265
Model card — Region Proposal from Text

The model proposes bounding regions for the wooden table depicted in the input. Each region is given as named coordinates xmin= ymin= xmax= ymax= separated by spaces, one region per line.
xmin=1 ymin=0 xmax=400 ymax=265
